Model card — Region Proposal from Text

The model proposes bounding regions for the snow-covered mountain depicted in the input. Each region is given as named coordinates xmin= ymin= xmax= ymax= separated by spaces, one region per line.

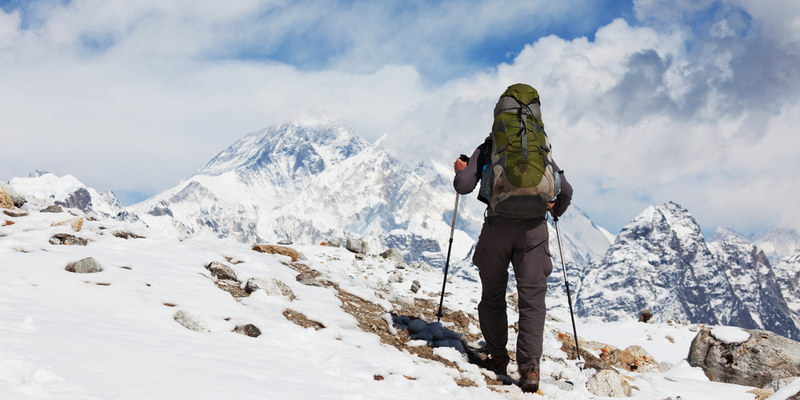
xmin=127 ymin=121 xmax=612 ymax=267
xmin=773 ymin=250 xmax=800 ymax=328
xmin=708 ymin=229 xmax=799 ymax=339
xmin=749 ymin=228 xmax=800 ymax=265
xmin=576 ymin=202 xmax=800 ymax=339
xmin=9 ymin=172 xmax=121 ymax=216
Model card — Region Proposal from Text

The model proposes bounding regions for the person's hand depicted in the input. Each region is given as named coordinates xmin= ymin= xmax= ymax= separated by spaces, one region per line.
xmin=454 ymin=158 xmax=467 ymax=173
xmin=548 ymin=201 xmax=556 ymax=218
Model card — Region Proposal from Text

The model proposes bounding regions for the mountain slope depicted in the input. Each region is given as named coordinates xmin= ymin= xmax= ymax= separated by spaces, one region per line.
xmin=576 ymin=202 xmax=755 ymax=328
xmin=708 ymin=229 xmax=800 ymax=339
xmin=129 ymin=121 xmax=612 ymax=267
xmin=9 ymin=172 xmax=121 ymax=216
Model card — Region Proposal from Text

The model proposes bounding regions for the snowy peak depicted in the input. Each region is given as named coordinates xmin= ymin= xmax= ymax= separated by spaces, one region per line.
xmin=197 ymin=122 xmax=369 ymax=180
xmin=9 ymin=173 xmax=121 ymax=216
xmin=749 ymin=228 xmax=800 ymax=264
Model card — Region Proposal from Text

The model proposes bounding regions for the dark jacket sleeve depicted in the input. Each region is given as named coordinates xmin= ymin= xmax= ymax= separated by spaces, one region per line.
xmin=552 ymin=160 xmax=573 ymax=218
xmin=453 ymin=146 xmax=482 ymax=195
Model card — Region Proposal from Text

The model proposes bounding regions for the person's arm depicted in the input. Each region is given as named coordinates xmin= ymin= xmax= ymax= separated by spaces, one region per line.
xmin=453 ymin=146 xmax=482 ymax=195
xmin=551 ymin=160 xmax=572 ymax=217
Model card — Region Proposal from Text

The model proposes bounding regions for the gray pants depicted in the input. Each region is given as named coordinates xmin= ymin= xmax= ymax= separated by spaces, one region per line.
xmin=472 ymin=216 xmax=552 ymax=372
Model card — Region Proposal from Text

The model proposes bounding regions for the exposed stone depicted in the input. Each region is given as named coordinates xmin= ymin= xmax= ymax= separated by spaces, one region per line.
xmin=205 ymin=261 xmax=237 ymax=281
xmin=65 ymin=257 xmax=103 ymax=273
xmin=173 ymin=310 xmax=208 ymax=332
xmin=0 ymin=182 xmax=25 ymax=207
xmin=296 ymin=273 xmax=324 ymax=287
xmin=252 ymin=244 xmax=304 ymax=262
xmin=586 ymin=370 xmax=633 ymax=397
xmin=40 ymin=205 xmax=64 ymax=213
xmin=112 ymin=230 xmax=145 ymax=239
xmin=765 ymin=377 xmax=800 ymax=392
xmin=245 ymin=278 xmax=296 ymax=301
xmin=354 ymin=252 xmax=365 ymax=260
xmin=49 ymin=233 xmax=89 ymax=246
xmin=747 ymin=388 xmax=775 ymax=400
xmin=233 ymin=324 xmax=262 ymax=337
xmin=0 ymin=191 xmax=15 ymax=209
xmin=2 ymin=220 xmax=14 ymax=226
xmin=277 ymin=239 xmax=293 ymax=245
xmin=345 ymin=237 xmax=368 ymax=254
xmin=327 ymin=238 xmax=342 ymax=247
xmin=52 ymin=217 xmax=84 ymax=232
xmin=605 ymin=345 xmax=664 ymax=373
xmin=54 ymin=188 xmax=92 ymax=213
xmin=410 ymin=280 xmax=421 ymax=293
xmin=639 ymin=308 xmax=653 ymax=323
xmin=3 ymin=209 xmax=29 ymax=217
xmin=380 ymin=248 xmax=404 ymax=263
xmin=688 ymin=327 xmax=800 ymax=388
xmin=283 ymin=309 xmax=325 ymax=330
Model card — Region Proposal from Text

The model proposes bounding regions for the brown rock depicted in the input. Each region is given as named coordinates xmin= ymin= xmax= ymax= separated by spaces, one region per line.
xmin=252 ymin=244 xmax=304 ymax=262
xmin=49 ymin=233 xmax=89 ymax=246
xmin=0 ymin=191 xmax=13 ymax=209
xmin=639 ymin=308 xmax=653 ymax=323
xmin=605 ymin=345 xmax=663 ymax=373
xmin=52 ymin=217 xmax=84 ymax=232
xmin=205 ymin=261 xmax=237 ymax=281
xmin=3 ymin=220 xmax=14 ymax=226
xmin=747 ymin=388 xmax=775 ymax=400
xmin=3 ymin=209 xmax=29 ymax=217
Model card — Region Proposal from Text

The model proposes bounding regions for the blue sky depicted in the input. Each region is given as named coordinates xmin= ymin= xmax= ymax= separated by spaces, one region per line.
xmin=1 ymin=0 xmax=798 ymax=235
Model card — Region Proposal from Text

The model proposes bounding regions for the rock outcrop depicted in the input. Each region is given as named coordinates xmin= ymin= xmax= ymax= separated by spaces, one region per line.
xmin=252 ymin=244 xmax=304 ymax=262
xmin=50 ymin=234 xmax=89 ymax=246
xmin=205 ymin=261 xmax=237 ymax=281
xmin=173 ymin=310 xmax=208 ymax=332
xmin=688 ymin=327 xmax=800 ymax=388
xmin=586 ymin=370 xmax=633 ymax=397
xmin=244 ymin=278 xmax=296 ymax=301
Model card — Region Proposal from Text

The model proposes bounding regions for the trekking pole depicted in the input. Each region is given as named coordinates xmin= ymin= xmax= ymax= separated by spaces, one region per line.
xmin=436 ymin=192 xmax=460 ymax=322
xmin=553 ymin=213 xmax=584 ymax=369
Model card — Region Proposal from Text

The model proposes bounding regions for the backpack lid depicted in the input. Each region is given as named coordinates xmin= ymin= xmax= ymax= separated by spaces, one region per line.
xmin=493 ymin=83 xmax=541 ymax=118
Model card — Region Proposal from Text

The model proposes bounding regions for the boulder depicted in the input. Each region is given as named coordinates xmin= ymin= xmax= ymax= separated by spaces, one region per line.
xmin=0 ymin=190 xmax=14 ymax=209
xmin=65 ymin=257 xmax=103 ymax=273
xmin=205 ymin=261 xmax=237 ymax=281
xmin=345 ymin=237 xmax=368 ymax=254
xmin=380 ymin=248 xmax=404 ymax=263
xmin=586 ymin=370 xmax=633 ymax=397
xmin=639 ymin=308 xmax=653 ymax=323
xmin=245 ymin=278 xmax=296 ymax=301
xmin=605 ymin=345 xmax=664 ymax=373
xmin=688 ymin=327 xmax=800 ymax=388
xmin=40 ymin=205 xmax=64 ymax=213
xmin=173 ymin=310 xmax=208 ymax=332
xmin=277 ymin=239 xmax=293 ymax=245
xmin=50 ymin=233 xmax=89 ymax=246
xmin=410 ymin=280 xmax=421 ymax=293
xmin=52 ymin=217 xmax=84 ymax=232
xmin=354 ymin=252 xmax=365 ymax=260
xmin=3 ymin=209 xmax=29 ymax=217
xmin=252 ymin=244 xmax=304 ymax=262
xmin=233 ymin=324 xmax=262 ymax=338
xmin=0 ymin=182 xmax=26 ymax=207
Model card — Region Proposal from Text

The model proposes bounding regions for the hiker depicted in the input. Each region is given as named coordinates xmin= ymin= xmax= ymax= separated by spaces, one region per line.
xmin=453 ymin=83 xmax=573 ymax=393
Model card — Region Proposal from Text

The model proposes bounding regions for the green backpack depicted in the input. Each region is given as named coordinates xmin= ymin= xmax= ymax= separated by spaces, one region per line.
xmin=478 ymin=83 xmax=561 ymax=219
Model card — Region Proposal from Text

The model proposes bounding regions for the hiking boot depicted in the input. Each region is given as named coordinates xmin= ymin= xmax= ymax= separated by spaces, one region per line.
xmin=479 ymin=352 xmax=509 ymax=376
xmin=519 ymin=366 xmax=540 ymax=393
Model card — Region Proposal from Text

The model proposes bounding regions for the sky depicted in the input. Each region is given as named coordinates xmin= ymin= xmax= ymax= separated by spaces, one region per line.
xmin=1 ymin=0 xmax=798 ymax=236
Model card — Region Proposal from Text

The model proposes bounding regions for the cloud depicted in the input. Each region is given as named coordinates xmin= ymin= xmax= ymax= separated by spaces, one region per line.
xmin=0 ymin=0 xmax=798 ymax=236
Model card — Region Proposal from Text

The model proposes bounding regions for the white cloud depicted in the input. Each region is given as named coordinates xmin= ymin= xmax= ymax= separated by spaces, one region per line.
xmin=0 ymin=0 xmax=798 ymax=235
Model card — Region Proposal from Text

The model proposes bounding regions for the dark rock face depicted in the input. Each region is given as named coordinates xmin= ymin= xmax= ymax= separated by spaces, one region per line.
xmin=55 ymin=188 xmax=92 ymax=212
xmin=688 ymin=327 xmax=800 ymax=388
xmin=112 ymin=230 xmax=145 ymax=239
xmin=50 ymin=234 xmax=88 ymax=246
xmin=345 ymin=237 xmax=368 ymax=254
xmin=147 ymin=201 xmax=173 ymax=217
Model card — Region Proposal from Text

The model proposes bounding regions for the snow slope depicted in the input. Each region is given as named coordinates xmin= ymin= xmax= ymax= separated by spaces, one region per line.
xmin=0 ymin=191 xmax=765 ymax=400
xmin=10 ymin=172 xmax=121 ymax=217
